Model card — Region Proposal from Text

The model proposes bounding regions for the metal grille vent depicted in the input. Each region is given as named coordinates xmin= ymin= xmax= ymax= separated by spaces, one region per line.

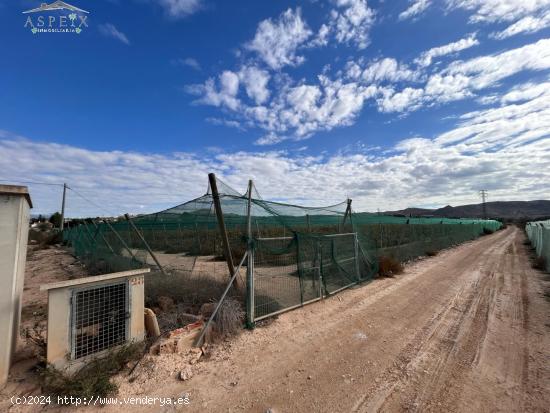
xmin=71 ymin=282 xmax=128 ymax=359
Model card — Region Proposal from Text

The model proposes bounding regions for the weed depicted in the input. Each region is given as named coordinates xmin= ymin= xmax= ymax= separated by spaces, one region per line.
xmin=21 ymin=321 xmax=47 ymax=360
xmin=39 ymin=343 xmax=143 ymax=400
xmin=378 ymin=256 xmax=403 ymax=277
xmin=145 ymin=270 xmax=243 ymax=308
xmin=532 ymin=256 xmax=547 ymax=271
xmin=211 ymin=297 xmax=244 ymax=340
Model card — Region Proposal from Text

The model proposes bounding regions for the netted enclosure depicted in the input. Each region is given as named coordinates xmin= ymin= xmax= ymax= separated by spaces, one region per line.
xmin=526 ymin=220 xmax=550 ymax=272
xmin=63 ymin=175 xmax=502 ymax=325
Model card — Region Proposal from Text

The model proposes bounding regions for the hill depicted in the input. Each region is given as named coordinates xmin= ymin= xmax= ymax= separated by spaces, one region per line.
xmin=385 ymin=200 xmax=550 ymax=220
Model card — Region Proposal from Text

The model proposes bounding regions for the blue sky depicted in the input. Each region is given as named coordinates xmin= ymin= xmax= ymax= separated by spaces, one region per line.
xmin=1 ymin=0 xmax=550 ymax=216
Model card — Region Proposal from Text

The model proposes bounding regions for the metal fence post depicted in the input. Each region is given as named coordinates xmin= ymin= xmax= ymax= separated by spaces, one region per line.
xmin=354 ymin=232 xmax=360 ymax=280
xmin=246 ymin=179 xmax=255 ymax=328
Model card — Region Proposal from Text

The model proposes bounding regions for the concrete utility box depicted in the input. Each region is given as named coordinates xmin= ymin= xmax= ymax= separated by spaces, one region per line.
xmin=0 ymin=185 xmax=32 ymax=387
xmin=40 ymin=268 xmax=150 ymax=372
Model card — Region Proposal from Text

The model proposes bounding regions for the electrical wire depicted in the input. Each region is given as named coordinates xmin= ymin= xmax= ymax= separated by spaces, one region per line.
xmin=0 ymin=179 xmax=64 ymax=187
xmin=67 ymin=187 xmax=119 ymax=217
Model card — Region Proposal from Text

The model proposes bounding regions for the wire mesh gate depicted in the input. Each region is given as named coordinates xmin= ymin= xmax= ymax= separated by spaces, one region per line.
xmin=71 ymin=281 xmax=129 ymax=359
xmin=251 ymin=232 xmax=365 ymax=322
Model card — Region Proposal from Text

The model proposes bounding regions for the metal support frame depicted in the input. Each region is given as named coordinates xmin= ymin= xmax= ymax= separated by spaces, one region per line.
xmin=342 ymin=198 xmax=352 ymax=230
xmin=246 ymin=179 xmax=255 ymax=328
xmin=124 ymin=214 xmax=166 ymax=275
xmin=208 ymin=173 xmax=236 ymax=280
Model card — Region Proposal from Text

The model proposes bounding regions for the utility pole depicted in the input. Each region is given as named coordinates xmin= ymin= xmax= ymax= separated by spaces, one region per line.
xmin=60 ymin=183 xmax=67 ymax=231
xmin=479 ymin=190 xmax=488 ymax=220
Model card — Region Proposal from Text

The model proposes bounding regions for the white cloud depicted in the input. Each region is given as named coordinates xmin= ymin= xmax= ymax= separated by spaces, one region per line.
xmin=383 ymin=38 xmax=550 ymax=112
xmin=446 ymin=0 xmax=550 ymax=23
xmin=98 ymin=23 xmax=130 ymax=45
xmin=3 ymin=83 xmax=550 ymax=215
xmin=442 ymin=38 xmax=550 ymax=90
xmin=156 ymin=0 xmax=202 ymax=18
xmin=186 ymin=70 xmax=240 ymax=110
xmin=500 ymin=79 xmax=550 ymax=103
xmin=491 ymin=10 xmax=550 ymax=39
xmin=415 ymin=34 xmax=479 ymax=67
xmin=238 ymin=66 xmax=270 ymax=105
xmin=377 ymin=87 xmax=424 ymax=112
xmin=327 ymin=0 xmax=375 ymax=49
xmin=359 ymin=58 xmax=418 ymax=83
xmin=246 ymin=8 xmax=312 ymax=70
xmin=248 ymin=78 xmax=379 ymax=143
xmin=175 ymin=57 xmax=201 ymax=71
xmin=399 ymin=0 xmax=432 ymax=21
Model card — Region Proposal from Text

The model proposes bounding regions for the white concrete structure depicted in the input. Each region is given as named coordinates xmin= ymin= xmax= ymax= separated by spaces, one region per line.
xmin=0 ymin=185 xmax=32 ymax=387
xmin=40 ymin=268 xmax=150 ymax=372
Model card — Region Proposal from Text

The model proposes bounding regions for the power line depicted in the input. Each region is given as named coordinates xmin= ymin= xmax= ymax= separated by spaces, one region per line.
xmin=0 ymin=179 xmax=64 ymax=187
xmin=67 ymin=187 xmax=119 ymax=217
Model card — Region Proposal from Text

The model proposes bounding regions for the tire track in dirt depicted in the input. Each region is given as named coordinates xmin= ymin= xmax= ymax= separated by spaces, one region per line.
xmin=353 ymin=230 xmax=513 ymax=413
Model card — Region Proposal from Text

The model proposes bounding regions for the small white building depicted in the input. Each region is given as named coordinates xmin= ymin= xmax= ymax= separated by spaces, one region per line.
xmin=0 ymin=185 xmax=32 ymax=387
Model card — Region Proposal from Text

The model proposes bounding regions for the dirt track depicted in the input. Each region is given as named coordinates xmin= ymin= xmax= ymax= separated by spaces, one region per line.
xmin=167 ymin=226 xmax=549 ymax=412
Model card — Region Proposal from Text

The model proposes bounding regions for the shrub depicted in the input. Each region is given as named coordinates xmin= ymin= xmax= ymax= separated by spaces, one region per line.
xmin=39 ymin=344 xmax=143 ymax=400
xmin=210 ymin=297 xmax=245 ymax=342
xmin=145 ymin=270 xmax=243 ymax=308
xmin=378 ymin=256 xmax=403 ymax=277
xmin=49 ymin=212 xmax=62 ymax=228
xmin=532 ymin=256 xmax=547 ymax=271
xmin=482 ymin=227 xmax=495 ymax=235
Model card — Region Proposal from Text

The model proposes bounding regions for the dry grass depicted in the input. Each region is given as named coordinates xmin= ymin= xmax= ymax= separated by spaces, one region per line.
xmin=39 ymin=343 xmax=143 ymax=400
xmin=378 ymin=256 xmax=403 ymax=277
xmin=532 ymin=256 xmax=547 ymax=271
xmin=145 ymin=270 xmax=241 ymax=308
xmin=212 ymin=297 xmax=245 ymax=339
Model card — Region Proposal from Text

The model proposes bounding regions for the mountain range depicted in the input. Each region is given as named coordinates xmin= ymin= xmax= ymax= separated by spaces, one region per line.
xmin=384 ymin=200 xmax=550 ymax=220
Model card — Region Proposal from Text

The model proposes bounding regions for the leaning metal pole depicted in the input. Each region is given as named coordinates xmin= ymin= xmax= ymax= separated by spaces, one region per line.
xmin=124 ymin=213 xmax=166 ymax=275
xmin=208 ymin=173 xmax=236 ymax=280
xmin=246 ymin=179 xmax=255 ymax=328
xmin=194 ymin=252 xmax=248 ymax=347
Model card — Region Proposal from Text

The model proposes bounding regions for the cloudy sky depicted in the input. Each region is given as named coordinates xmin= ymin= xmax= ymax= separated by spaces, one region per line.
xmin=1 ymin=0 xmax=549 ymax=216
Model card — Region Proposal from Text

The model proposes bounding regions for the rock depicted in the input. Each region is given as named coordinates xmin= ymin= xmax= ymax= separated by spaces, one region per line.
xmin=179 ymin=367 xmax=193 ymax=381
xmin=157 ymin=296 xmax=175 ymax=312
xmin=189 ymin=347 xmax=202 ymax=364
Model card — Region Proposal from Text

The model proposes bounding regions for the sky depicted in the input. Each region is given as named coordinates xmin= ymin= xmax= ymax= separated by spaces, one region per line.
xmin=1 ymin=0 xmax=549 ymax=217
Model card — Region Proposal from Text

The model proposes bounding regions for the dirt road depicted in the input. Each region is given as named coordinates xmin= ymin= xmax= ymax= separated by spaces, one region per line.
xmin=162 ymin=226 xmax=548 ymax=412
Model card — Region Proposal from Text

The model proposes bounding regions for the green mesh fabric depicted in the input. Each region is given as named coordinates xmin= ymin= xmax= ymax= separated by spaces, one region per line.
xmin=63 ymin=178 xmax=502 ymax=322
xmin=526 ymin=220 xmax=550 ymax=272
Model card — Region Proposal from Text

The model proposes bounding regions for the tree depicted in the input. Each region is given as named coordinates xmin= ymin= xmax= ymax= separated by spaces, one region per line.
xmin=49 ymin=212 xmax=62 ymax=228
